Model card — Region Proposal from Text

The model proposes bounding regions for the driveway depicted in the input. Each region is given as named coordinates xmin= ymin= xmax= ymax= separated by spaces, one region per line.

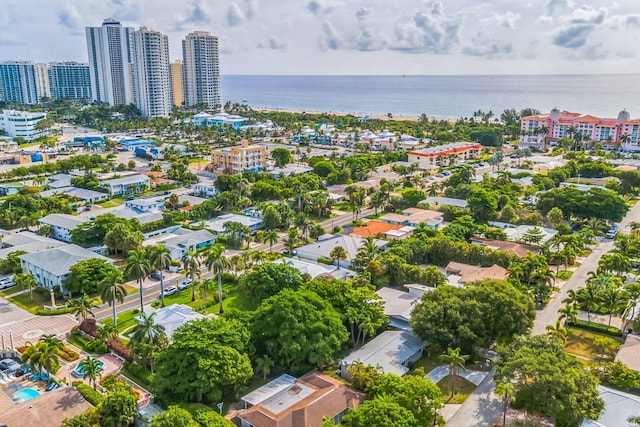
xmin=0 ymin=296 xmax=33 ymax=324
xmin=446 ymin=370 xmax=503 ymax=427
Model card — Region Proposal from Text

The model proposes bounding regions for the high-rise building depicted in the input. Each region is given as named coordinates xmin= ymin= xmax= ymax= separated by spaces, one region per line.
xmin=131 ymin=27 xmax=172 ymax=118
xmin=48 ymin=62 xmax=92 ymax=100
xmin=0 ymin=61 xmax=39 ymax=105
xmin=85 ymin=18 xmax=134 ymax=106
xmin=170 ymin=60 xmax=185 ymax=107
xmin=34 ymin=63 xmax=51 ymax=99
xmin=182 ymin=31 xmax=220 ymax=108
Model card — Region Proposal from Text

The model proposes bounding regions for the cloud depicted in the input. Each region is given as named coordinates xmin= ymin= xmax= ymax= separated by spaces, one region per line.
xmin=257 ymin=36 xmax=285 ymax=50
xmin=318 ymin=19 xmax=344 ymax=51
xmin=462 ymin=34 xmax=512 ymax=58
xmin=486 ymin=11 xmax=521 ymax=29
xmin=353 ymin=7 xmax=386 ymax=51
xmin=553 ymin=24 xmax=592 ymax=48
xmin=546 ymin=0 xmax=572 ymax=16
xmin=175 ymin=2 xmax=210 ymax=30
xmin=245 ymin=0 xmax=259 ymax=20
xmin=356 ymin=7 xmax=369 ymax=22
xmin=57 ymin=4 xmax=82 ymax=33
xmin=227 ymin=2 xmax=245 ymax=26
xmin=307 ymin=0 xmax=337 ymax=16
xmin=566 ymin=6 xmax=607 ymax=24
xmin=390 ymin=1 xmax=461 ymax=54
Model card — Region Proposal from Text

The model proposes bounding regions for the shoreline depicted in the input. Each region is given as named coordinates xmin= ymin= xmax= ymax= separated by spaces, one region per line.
xmin=251 ymin=107 xmax=458 ymax=122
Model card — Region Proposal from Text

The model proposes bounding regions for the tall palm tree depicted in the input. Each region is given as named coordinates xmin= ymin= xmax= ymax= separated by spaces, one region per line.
xmin=69 ymin=294 xmax=97 ymax=322
xmin=129 ymin=312 xmax=166 ymax=347
xmin=261 ymin=229 xmax=279 ymax=252
xmin=126 ymin=249 xmax=151 ymax=313
xmin=330 ymin=245 xmax=347 ymax=270
xmin=546 ymin=320 xmax=568 ymax=344
xmin=149 ymin=244 xmax=172 ymax=308
xmin=181 ymin=249 xmax=201 ymax=302
xmin=599 ymin=286 xmax=629 ymax=327
xmin=558 ymin=303 xmax=578 ymax=327
xmin=99 ymin=270 xmax=126 ymax=329
xmin=495 ymin=381 xmax=515 ymax=427
xmin=21 ymin=341 xmax=61 ymax=384
xmin=622 ymin=283 xmax=640 ymax=334
xmin=79 ymin=356 xmax=105 ymax=390
xmin=204 ymin=244 xmax=230 ymax=314
xmin=255 ymin=355 xmax=274 ymax=381
xmin=439 ymin=347 xmax=468 ymax=399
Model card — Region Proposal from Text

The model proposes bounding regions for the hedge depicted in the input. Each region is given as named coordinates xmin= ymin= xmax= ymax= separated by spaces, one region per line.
xmin=317 ymin=256 xmax=335 ymax=266
xmin=570 ymin=320 xmax=621 ymax=337
xmin=58 ymin=346 xmax=80 ymax=362
xmin=35 ymin=307 xmax=74 ymax=316
xmin=72 ymin=381 xmax=105 ymax=406
xmin=121 ymin=361 xmax=152 ymax=388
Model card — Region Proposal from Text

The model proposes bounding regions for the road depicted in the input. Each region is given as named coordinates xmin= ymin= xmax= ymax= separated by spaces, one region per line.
xmin=446 ymin=369 xmax=502 ymax=427
xmin=532 ymin=199 xmax=640 ymax=335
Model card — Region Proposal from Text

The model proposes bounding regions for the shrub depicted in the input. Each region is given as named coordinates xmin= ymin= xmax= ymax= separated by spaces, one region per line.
xmin=122 ymin=361 xmax=152 ymax=388
xmin=592 ymin=361 xmax=640 ymax=391
xmin=36 ymin=307 xmax=74 ymax=316
xmin=570 ymin=320 xmax=621 ymax=337
xmin=58 ymin=346 xmax=80 ymax=362
xmin=70 ymin=326 xmax=79 ymax=335
xmin=79 ymin=318 xmax=98 ymax=337
xmin=106 ymin=337 xmax=132 ymax=361
xmin=151 ymin=301 xmax=161 ymax=308
xmin=132 ymin=308 xmax=140 ymax=315
xmin=72 ymin=381 xmax=105 ymax=406
xmin=317 ymin=256 xmax=334 ymax=266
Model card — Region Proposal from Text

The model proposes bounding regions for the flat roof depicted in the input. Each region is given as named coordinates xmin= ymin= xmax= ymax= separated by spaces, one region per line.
xmin=242 ymin=374 xmax=298 ymax=406
xmin=101 ymin=174 xmax=150 ymax=186
xmin=38 ymin=213 xmax=87 ymax=230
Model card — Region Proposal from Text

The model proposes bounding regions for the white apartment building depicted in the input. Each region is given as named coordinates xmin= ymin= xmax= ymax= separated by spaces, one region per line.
xmin=131 ymin=27 xmax=172 ymax=118
xmin=34 ymin=63 xmax=51 ymax=99
xmin=0 ymin=61 xmax=39 ymax=105
xmin=38 ymin=213 xmax=88 ymax=243
xmin=85 ymin=18 xmax=135 ymax=106
xmin=182 ymin=31 xmax=221 ymax=108
xmin=0 ymin=110 xmax=47 ymax=141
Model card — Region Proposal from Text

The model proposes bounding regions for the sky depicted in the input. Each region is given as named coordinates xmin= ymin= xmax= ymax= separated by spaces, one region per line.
xmin=0 ymin=0 xmax=639 ymax=75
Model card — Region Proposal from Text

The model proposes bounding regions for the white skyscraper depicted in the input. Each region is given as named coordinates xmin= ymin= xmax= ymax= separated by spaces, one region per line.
xmin=131 ymin=27 xmax=172 ymax=118
xmin=85 ymin=18 xmax=134 ymax=106
xmin=34 ymin=63 xmax=51 ymax=99
xmin=182 ymin=31 xmax=221 ymax=108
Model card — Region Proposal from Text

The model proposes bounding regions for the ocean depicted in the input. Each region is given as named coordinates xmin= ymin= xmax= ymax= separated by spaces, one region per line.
xmin=221 ymin=74 xmax=640 ymax=119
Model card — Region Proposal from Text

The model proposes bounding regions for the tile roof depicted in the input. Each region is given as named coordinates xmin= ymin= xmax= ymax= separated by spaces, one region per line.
xmin=470 ymin=237 xmax=541 ymax=257
xmin=296 ymin=235 xmax=386 ymax=262
xmin=19 ymin=244 xmax=112 ymax=276
xmin=445 ymin=261 xmax=508 ymax=283
xmin=351 ymin=220 xmax=403 ymax=237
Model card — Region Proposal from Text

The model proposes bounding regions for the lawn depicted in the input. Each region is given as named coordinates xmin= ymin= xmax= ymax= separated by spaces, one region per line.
xmin=8 ymin=290 xmax=51 ymax=313
xmin=96 ymin=200 xmax=122 ymax=208
xmin=437 ymin=376 xmax=476 ymax=404
xmin=409 ymin=349 xmax=445 ymax=375
xmin=565 ymin=328 xmax=622 ymax=360
xmin=102 ymin=310 xmax=142 ymax=333
xmin=0 ymin=286 xmax=21 ymax=297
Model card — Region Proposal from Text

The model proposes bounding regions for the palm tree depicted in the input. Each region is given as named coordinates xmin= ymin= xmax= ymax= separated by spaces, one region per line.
xmin=129 ymin=312 xmax=166 ymax=347
xmin=261 ymin=229 xmax=279 ymax=252
xmin=204 ymin=244 xmax=230 ymax=314
xmin=495 ymin=381 xmax=514 ymax=427
xmin=578 ymin=282 xmax=604 ymax=322
xmin=125 ymin=249 xmax=151 ymax=313
xmin=330 ymin=245 xmax=347 ymax=270
xmin=99 ymin=270 xmax=126 ymax=329
xmin=558 ymin=303 xmax=578 ymax=327
xmin=79 ymin=356 xmax=105 ymax=390
xmin=149 ymin=244 xmax=172 ymax=308
xmin=599 ymin=286 xmax=629 ymax=327
xmin=181 ymin=249 xmax=201 ymax=302
xmin=622 ymin=283 xmax=640 ymax=334
xmin=439 ymin=347 xmax=468 ymax=399
xmin=546 ymin=320 xmax=568 ymax=343
xmin=21 ymin=340 xmax=61 ymax=384
xmin=255 ymin=355 xmax=275 ymax=381
xmin=69 ymin=294 xmax=97 ymax=322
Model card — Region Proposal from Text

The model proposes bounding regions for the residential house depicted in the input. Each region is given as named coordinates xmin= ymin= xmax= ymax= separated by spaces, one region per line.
xmin=113 ymin=206 xmax=164 ymax=225
xmin=407 ymin=142 xmax=482 ymax=168
xmin=38 ymin=213 xmax=88 ymax=243
xmin=0 ymin=183 xmax=21 ymax=196
xmin=47 ymin=173 xmax=74 ymax=189
xmin=1 ymin=386 xmax=92 ymax=427
xmin=424 ymin=196 xmax=468 ymax=209
xmin=193 ymin=111 xmax=246 ymax=129
xmin=582 ymin=386 xmax=640 ymax=427
xmin=40 ymin=187 xmax=109 ymax=204
xmin=470 ymin=237 xmax=541 ymax=257
xmin=376 ymin=284 xmax=435 ymax=331
xmin=340 ymin=331 xmax=424 ymax=379
xmin=295 ymin=234 xmax=387 ymax=269
xmin=152 ymin=304 xmax=206 ymax=340
xmin=380 ymin=207 xmax=444 ymax=229
xmin=614 ymin=334 xmax=640 ymax=372
xmin=273 ymin=257 xmax=355 ymax=281
xmin=144 ymin=228 xmax=216 ymax=259
xmin=237 ymin=372 xmax=364 ymax=427
xmin=125 ymin=198 xmax=164 ymax=212
xmin=445 ymin=261 xmax=509 ymax=287
xmin=193 ymin=183 xmax=216 ymax=198
xmin=268 ymin=164 xmax=313 ymax=178
xmin=99 ymin=174 xmax=150 ymax=197
xmin=19 ymin=244 xmax=113 ymax=291
xmin=497 ymin=224 xmax=558 ymax=245
xmin=203 ymin=213 xmax=263 ymax=234
xmin=0 ymin=231 xmax=65 ymax=259
xmin=351 ymin=220 xmax=415 ymax=240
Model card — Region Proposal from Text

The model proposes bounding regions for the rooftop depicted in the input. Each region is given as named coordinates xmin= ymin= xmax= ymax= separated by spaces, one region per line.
xmin=296 ymin=234 xmax=386 ymax=262
xmin=100 ymin=174 xmax=150 ymax=186
xmin=152 ymin=304 xmax=206 ymax=339
xmin=409 ymin=142 xmax=481 ymax=157
xmin=272 ymin=257 xmax=354 ymax=280
xmin=445 ymin=261 xmax=508 ymax=284
xmin=470 ymin=237 xmax=541 ymax=257
xmin=351 ymin=220 xmax=403 ymax=238
xmin=38 ymin=213 xmax=87 ymax=230
xmin=204 ymin=213 xmax=262 ymax=233
xmin=40 ymin=187 xmax=108 ymax=201
xmin=424 ymin=196 xmax=468 ymax=208
xmin=614 ymin=334 xmax=640 ymax=371
xmin=19 ymin=244 xmax=112 ymax=276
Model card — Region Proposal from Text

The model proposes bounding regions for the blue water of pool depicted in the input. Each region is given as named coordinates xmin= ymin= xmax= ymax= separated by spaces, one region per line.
xmin=72 ymin=360 xmax=105 ymax=377
xmin=13 ymin=387 xmax=41 ymax=402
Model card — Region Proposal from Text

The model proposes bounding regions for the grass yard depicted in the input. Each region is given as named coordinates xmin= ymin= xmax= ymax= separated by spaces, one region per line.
xmin=0 ymin=286 xmax=21 ymax=297
xmin=410 ymin=349 xmax=445 ymax=375
xmin=96 ymin=200 xmax=122 ymax=208
xmin=8 ymin=290 xmax=51 ymax=313
xmin=565 ymin=328 xmax=622 ymax=360
xmin=437 ymin=376 xmax=476 ymax=404
xmin=102 ymin=310 xmax=142 ymax=333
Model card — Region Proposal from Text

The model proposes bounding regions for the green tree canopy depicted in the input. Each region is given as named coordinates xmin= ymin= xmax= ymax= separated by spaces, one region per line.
xmin=271 ymin=147 xmax=294 ymax=168
xmin=238 ymin=262 xmax=304 ymax=303
xmin=537 ymin=187 xmax=628 ymax=222
xmin=149 ymin=406 xmax=199 ymax=427
xmin=62 ymin=258 xmax=121 ymax=295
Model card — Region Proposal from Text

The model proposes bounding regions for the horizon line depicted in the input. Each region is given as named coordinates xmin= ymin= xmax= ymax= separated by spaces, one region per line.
xmin=220 ymin=72 xmax=640 ymax=77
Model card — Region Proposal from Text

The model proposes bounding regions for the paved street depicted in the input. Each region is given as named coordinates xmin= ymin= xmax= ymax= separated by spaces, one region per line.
xmin=0 ymin=295 xmax=33 ymax=324
xmin=445 ymin=369 xmax=502 ymax=427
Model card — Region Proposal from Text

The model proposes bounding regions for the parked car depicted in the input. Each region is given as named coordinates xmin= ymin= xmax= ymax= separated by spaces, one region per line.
xmin=160 ymin=286 xmax=177 ymax=297
xmin=0 ymin=358 xmax=22 ymax=374
xmin=605 ymin=225 xmax=619 ymax=239
xmin=178 ymin=279 xmax=192 ymax=291
xmin=0 ymin=278 xmax=14 ymax=290
xmin=150 ymin=272 xmax=164 ymax=280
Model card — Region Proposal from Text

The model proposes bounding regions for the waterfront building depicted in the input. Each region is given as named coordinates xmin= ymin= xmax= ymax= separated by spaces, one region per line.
xmin=182 ymin=31 xmax=220 ymax=108
xmin=207 ymin=140 xmax=266 ymax=175
xmin=131 ymin=27 xmax=172 ymax=118
xmin=170 ymin=60 xmax=184 ymax=107
xmin=85 ymin=18 xmax=134 ymax=106
xmin=0 ymin=61 xmax=39 ymax=105
xmin=48 ymin=62 xmax=91 ymax=100
xmin=0 ymin=110 xmax=47 ymax=141
xmin=192 ymin=111 xmax=246 ymax=129
xmin=34 ymin=63 xmax=51 ymax=99
xmin=520 ymin=109 xmax=640 ymax=149
xmin=407 ymin=142 xmax=482 ymax=168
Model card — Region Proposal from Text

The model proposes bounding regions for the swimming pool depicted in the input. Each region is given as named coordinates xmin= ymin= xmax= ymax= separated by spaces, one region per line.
xmin=13 ymin=387 xmax=41 ymax=402
xmin=72 ymin=360 xmax=105 ymax=377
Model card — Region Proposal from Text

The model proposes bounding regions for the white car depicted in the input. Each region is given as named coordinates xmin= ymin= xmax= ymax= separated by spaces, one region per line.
xmin=160 ymin=286 xmax=177 ymax=298
xmin=178 ymin=279 xmax=192 ymax=291
xmin=0 ymin=278 xmax=14 ymax=290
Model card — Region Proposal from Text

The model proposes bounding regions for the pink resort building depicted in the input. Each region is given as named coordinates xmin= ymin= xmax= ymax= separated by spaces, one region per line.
xmin=520 ymin=108 xmax=640 ymax=150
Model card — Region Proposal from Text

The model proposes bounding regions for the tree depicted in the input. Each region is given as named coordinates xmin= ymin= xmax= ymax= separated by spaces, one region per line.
xmin=261 ymin=229 xmax=279 ymax=251
xmin=69 ymin=293 xmax=97 ymax=321
xmin=545 ymin=320 xmax=568 ymax=344
xmin=254 ymin=355 xmax=274 ymax=381
xmin=63 ymin=258 xmax=121 ymax=296
xmin=125 ymin=248 xmax=151 ymax=313
xmin=330 ymin=245 xmax=347 ymax=270
xmin=342 ymin=395 xmax=418 ymax=427
xmin=154 ymin=318 xmax=253 ymax=403
xmin=592 ymin=336 xmax=620 ymax=359
xmin=271 ymin=147 xmax=293 ymax=168
xmin=149 ymin=406 xmax=199 ymax=427
xmin=547 ymin=207 xmax=564 ymax=228
xmin=558 ymin=303 xmax=578 ymax=327
xmin=181 ymin=249 xmax=201 ymax=302
xmin=599 ymin=286 xmax=629 ymax=327
xmin=130 ymin=312 xmax=166 ymax=347
xmin=98 ymin=269 xmax=126 ymax=329
xmin=439 ymin=347 xmax=468 ymax=399
xmin=149 ymin=244 xmax=172 ymax=308
xmin=79 ymin=356 xmax=105 ymax=390
xmin=251 ymin=289 xmax=348 ymax=370
xmin=495 ymin=381 xmax=514 ymax=427
xmin=21 ymin=340 xmax=61 ymax=384
xmin=13 ymin=272 xmax=36 ymax=300
xmin=495 ymin=335 xmax=604 ymax=427
xmin=238 ymin=262 xmax=303 ymax=303
xmin=223 ymin=221 xmax=251 ymax=249
xmin=467 ymin=188 xmax=498 ymax=222
xmin=99 ymin=382 xmax=138 ymax=427
xmin=204 ymin=244 xmax=230 ymax=313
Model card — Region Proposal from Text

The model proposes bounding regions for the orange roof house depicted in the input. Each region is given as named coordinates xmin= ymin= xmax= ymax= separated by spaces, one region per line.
xmin=351 ymin=220 xmax=403 ymax=238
